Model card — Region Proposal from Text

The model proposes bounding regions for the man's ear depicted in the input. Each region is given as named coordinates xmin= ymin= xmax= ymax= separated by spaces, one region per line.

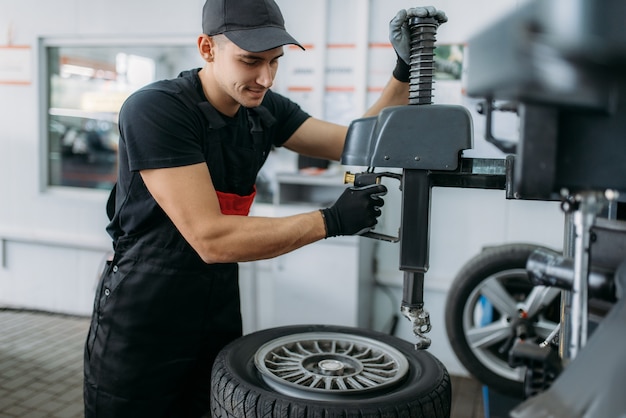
xmin=197 ymin=35 xmax=215 ymax=62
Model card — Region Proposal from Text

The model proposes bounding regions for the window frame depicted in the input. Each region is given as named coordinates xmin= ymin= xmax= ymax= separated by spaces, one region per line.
xmin=38 ymin=35 xmax=201 ymax=194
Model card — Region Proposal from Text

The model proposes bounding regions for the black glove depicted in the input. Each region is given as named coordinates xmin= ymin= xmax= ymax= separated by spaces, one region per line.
xmin=393 ymin=53 xmax=410 ymax=83
xmin=321 ymin=184 xmax=387 ymax=238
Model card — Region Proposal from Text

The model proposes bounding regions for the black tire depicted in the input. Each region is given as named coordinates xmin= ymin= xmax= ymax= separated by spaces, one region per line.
xmin=211 ymin=324 xmax=451 ymax=417
xmin=445 ymin=243 xmax=561 ymax=398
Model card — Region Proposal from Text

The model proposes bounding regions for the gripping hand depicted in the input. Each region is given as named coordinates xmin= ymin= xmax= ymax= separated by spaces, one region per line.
xmin=321 ymin=184 xmax=387 ymax=237
xmin=390 ymin=6 xmax=448 ymax=64
xmin=389 ymin=6 xmax=448 ymax=81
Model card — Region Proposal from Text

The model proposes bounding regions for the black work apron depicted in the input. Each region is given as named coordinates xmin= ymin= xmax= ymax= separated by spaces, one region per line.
xmin=84 ymin=228 xmax=243 ymax=417
xmin=84 ymin=186 xmax=257 ymax=416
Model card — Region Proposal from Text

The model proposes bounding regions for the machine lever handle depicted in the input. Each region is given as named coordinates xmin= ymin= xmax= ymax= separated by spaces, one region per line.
xmin=360 ymin=230 xmax=400 ymax=243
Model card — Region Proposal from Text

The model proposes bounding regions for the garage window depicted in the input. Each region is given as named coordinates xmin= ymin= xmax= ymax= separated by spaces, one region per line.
xmin=41 ymin=37 xmax=202 ymax=190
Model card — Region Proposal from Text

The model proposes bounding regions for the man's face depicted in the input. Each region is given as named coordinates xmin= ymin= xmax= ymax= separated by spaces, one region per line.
xmin=211 ymin=37 xmax=284 ymax=109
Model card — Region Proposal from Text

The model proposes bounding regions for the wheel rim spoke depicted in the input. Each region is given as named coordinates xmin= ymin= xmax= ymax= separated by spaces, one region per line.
xmin=522 ymin=286 xmax=561 ymax=318
xmin=466 ymin=321 xmax=512 ymax=350
xmin=479 ymin=277 xmax=519 ymax=317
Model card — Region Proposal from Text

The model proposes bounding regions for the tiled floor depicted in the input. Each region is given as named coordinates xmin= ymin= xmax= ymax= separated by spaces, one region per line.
xmin=0 ymin=309 xmax=88 ymax=418
xmin=0 ymin=308 xmax=485 ymax=418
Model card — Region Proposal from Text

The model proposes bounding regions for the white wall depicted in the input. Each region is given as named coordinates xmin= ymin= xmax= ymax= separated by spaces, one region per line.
xmin=0 ymin=0 xmax=561 ymax=376
xmin=0 ymin=0 xmax=205 ymax=315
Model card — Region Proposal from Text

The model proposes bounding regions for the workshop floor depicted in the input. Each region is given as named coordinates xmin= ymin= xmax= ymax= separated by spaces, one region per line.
xmin=0 ymin=308 xmax=485 ymax=418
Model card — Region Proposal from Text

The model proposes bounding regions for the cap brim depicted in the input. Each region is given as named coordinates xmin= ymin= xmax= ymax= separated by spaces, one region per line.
xmin=225 ymin=27 xmax=304 ymax=52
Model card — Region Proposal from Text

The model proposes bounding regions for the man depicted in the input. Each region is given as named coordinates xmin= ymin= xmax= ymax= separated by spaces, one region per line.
xmin=83 ymin=0 xmax=446 ymax=416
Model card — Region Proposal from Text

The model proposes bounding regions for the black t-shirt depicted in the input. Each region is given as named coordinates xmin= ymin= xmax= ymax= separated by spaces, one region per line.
xmin=107 ymin=68 xmax=310 ymax=247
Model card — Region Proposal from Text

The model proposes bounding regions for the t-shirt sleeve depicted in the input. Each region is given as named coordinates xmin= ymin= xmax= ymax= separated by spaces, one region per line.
xmin=119 ymin=87 xmax=205 ymax=172
xmin=262 ymin=90 xmax=311 ymax=147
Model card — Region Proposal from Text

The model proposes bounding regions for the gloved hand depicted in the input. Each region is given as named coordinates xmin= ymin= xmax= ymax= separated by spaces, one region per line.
xmin=389 ymin=6 xmax=448 ymax=82
xmin=321 ymin=184 xmax=387 ymax=237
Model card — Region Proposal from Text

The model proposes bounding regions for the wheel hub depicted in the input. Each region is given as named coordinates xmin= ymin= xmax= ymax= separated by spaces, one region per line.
xmin=316 ymin=358 xmax=350 ymax=375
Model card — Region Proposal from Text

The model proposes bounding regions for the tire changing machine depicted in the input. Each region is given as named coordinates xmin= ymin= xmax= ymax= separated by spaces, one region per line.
xmin=343 ymin=0 xmax=626 ymax=416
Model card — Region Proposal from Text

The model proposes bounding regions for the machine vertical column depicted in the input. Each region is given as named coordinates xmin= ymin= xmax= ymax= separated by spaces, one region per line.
xmin=398 ymin=15 xmax=445 ymax=349
xmin=400 ymin=170 xmax=433 ymax=349
xmin=399 ymin=170 xmax=431 ymax=272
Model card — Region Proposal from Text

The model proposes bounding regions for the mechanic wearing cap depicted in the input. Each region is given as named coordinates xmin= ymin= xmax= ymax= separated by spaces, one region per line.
xmin=83 ymin=0 xmax=446 ymax=417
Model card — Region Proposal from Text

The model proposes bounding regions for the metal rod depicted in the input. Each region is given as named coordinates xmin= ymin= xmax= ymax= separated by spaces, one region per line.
xmin=559 ymin=211 xmax=575 ymax=361
xmin=567 ymin=192 xmax=606 ymax=359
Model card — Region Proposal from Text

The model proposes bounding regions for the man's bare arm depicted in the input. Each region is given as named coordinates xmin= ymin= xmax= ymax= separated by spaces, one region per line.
xmin=283 ymin=76 xmax=409 ymax=161
xmin=141 ymin=163 xmax=326 ymax=264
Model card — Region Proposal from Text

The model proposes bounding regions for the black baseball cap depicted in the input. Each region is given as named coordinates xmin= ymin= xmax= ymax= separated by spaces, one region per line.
xmin=202 ymin=0 xmax=304 ymax=53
